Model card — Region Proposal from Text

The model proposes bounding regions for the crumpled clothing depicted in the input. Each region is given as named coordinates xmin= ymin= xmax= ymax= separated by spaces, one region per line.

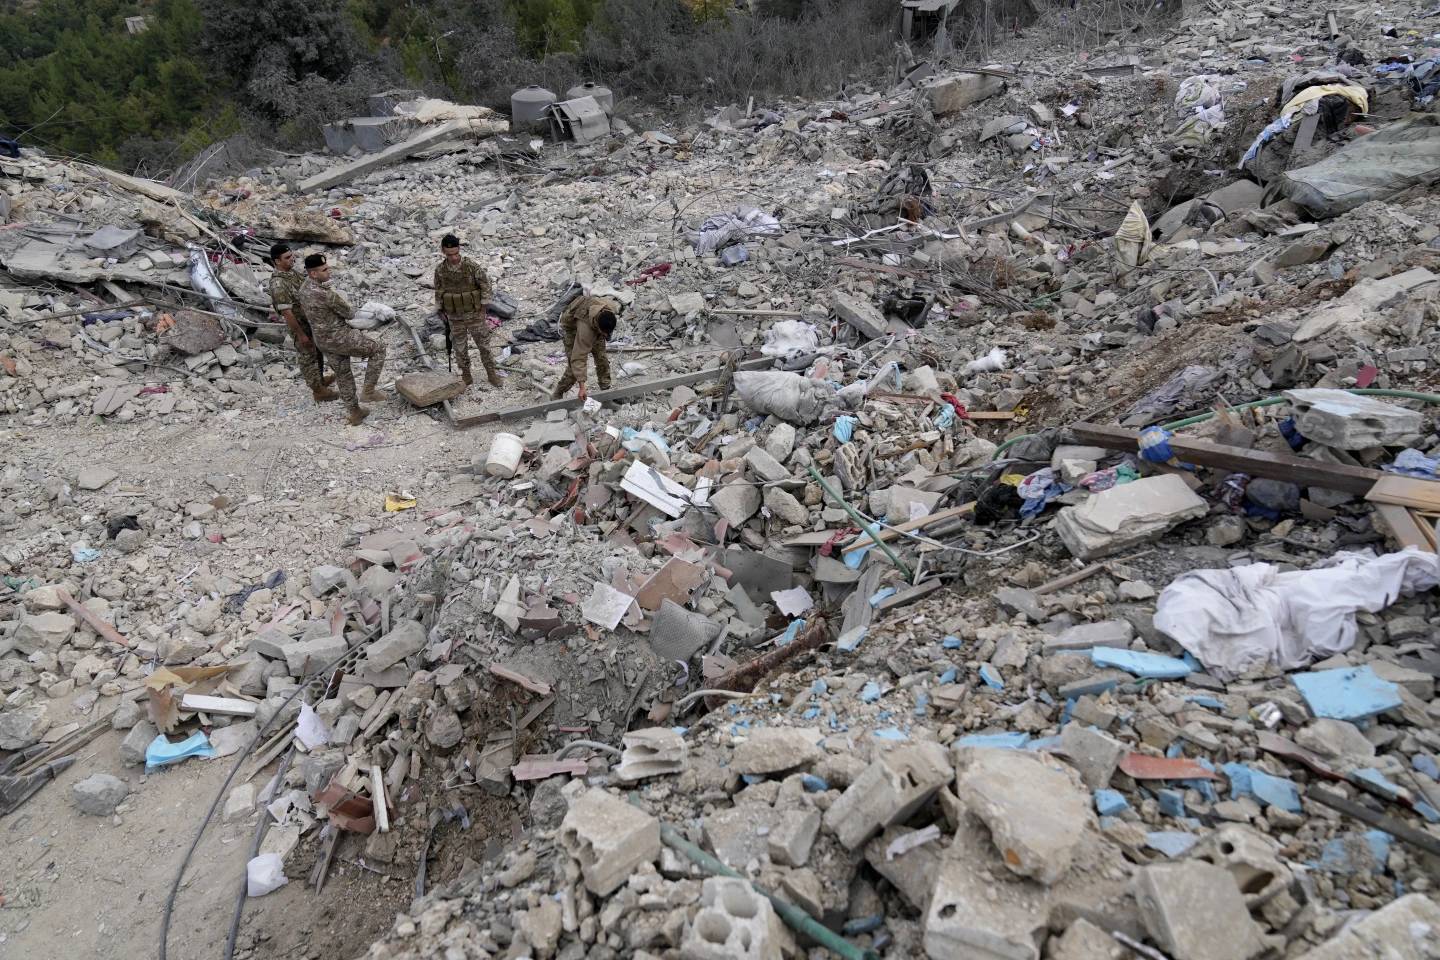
xmin=1155 ymin=548 xmax=1440 ymax=680
xmin=1079 ymin=463 xmax=1140 ymax=492
xmin=691 ymin=206 xmax=782 ymax=255
xmin=1241 ymin=82 xmax=1369 ymax=168
xmin=1383 ymin=448 xmax=1440 ymax=478
xmin=1122 ymin=365 xmax=1217 ymax=426
xmin=1017 ymin=467 xmax=1071 ymax=519
xmin=1113 ymin=201 xmax=1153 ymax=269
xmin=1375 ymin=57 xmax=1440 ymax=104
xmin=1175 ymin=76 xmax=1222 ymax=116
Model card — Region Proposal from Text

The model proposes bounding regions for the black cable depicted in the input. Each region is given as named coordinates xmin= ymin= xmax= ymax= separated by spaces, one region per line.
xmin=157 ymin=630 xmax=375 ymax=960
xmin=222 ymin=739 xmax=299 ymax=959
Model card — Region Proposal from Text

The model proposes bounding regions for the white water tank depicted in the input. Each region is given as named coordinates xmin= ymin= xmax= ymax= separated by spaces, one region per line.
xmin=510 ymin=85 xmax=556 ymax=132
xmin=565 ymin=81 xmax=614 ymax=117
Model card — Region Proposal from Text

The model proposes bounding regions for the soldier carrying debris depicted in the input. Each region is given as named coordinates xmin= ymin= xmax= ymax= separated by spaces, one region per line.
xmin=297 ymin=253 xmax=386 ymax=426
xmin=433 ymin=234 xmax=502 ymax=389
xmin=268 ymin=242 xmax=338 ymax=405
xmin=550 ymin=294 xmax=620 ymax=401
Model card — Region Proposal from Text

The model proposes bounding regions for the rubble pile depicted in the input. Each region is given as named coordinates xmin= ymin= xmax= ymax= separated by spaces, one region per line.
xmin=4 ymin=0 xmax=1440 ymax=955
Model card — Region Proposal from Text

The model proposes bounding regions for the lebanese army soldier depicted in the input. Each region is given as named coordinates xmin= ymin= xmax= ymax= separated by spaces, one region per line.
xmin=433 ymin=234 xmax=501 ymax=389
xmin=297 ymin=253 xmax=387 ymax=426
xmin=268 ymin=243 xmax=337 ymax=404
xmin=550 ymin=294 xmax=619 ymax=401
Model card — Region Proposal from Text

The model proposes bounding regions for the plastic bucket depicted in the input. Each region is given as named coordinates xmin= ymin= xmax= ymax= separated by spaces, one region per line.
xmin=485 ymin=433 xmax=524 ymax=478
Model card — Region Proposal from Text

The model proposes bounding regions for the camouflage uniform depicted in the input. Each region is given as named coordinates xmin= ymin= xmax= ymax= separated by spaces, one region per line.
xmin=551 ymin=295 xmax=617 ymax=399
xmin=268 ymin=266 xmax=326 ymax=392
xmin=297 ymin=277 xmax=386 ymax=414
xmin=434 ymin=256 xmax=498 ymax=385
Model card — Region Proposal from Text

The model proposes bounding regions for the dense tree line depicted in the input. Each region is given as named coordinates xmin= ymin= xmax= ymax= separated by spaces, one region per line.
xmin=0 ymin=0 xmax=892 ymax=174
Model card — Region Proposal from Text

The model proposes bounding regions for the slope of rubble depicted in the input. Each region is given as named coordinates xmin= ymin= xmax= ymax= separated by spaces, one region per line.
xmin=4 ymin=0 xmax=1440 ymax=958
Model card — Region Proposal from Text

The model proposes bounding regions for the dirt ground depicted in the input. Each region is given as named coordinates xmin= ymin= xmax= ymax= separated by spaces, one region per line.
xmin=0 ymin=363 xmax=529 ymax=960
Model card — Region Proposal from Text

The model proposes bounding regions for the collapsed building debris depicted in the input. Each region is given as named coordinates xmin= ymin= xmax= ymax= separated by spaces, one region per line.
xmin=5 ymin=0 xmax=1440 ymax=956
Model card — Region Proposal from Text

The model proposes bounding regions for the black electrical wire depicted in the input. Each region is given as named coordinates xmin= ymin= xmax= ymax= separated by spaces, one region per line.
xmin=157 ymin=630 xmax=375 ymax=960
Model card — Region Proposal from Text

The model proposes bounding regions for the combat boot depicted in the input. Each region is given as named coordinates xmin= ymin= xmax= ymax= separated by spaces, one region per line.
xmin=312 ymin=386 xmax=339 ymax=402
xmin=347 ymin=406 xmax=370 ymax=426
xmin=361 ymin=388 xmax=385 ymax=403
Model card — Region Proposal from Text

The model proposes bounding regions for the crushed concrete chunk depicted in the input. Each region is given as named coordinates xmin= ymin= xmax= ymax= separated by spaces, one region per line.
xmin=730 ymin=727 xmax=821 ymax=776
xmin=1133 ymin=861 xmax=1267 ymax=960
xmin=823 ymin=741 xmax=951 ymax=850
xmin=615 ymin=727 xmax=687 ymax=782
xmin=560 ymin=789 xmax=661 ymax=896
xmin=1055 ymin=475 xmax=1207 ymax=560
xmin=954 ymin=747 xmax=1092 ymax=885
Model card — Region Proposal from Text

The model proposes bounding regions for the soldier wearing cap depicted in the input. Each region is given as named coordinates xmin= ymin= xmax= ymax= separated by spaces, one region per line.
xmin=297 ymin=253 xmax=387 ymax=425
xmin=267 ymin=242 xmax=337 ymax=404
xmin=433 ymin=234 xmax=501 ymax=389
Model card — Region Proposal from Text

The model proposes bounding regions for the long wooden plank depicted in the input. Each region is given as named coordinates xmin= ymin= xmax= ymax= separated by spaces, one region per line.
xmin=1069 ymin=422 xmax=1384 ymax=495
xmin=842 ymin=503 xmax=976 ymax=554
xmin=56 ymin=588 xmax=134 ymax=648
xmin=1372 ymin=503 xmax=1433 ymax=552
xmin=298 ymin=119 xmax=503 ymax=193
xmin=1366 ymin=475 xmax=1440 ymax=511
xmin=453 ymin=357 xmax=772 ymax=428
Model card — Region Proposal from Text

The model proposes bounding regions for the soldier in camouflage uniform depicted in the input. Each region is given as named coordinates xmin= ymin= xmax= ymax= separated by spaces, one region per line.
xmin=268 ymin=243 xmax=337 ymax=403
xmin=297 ymin=253 xmax=387 ymax=426
xmin=434 ymin=234 xmax=501 ymax=389
xmin=550 ymin=294 xmax=619 ymax=400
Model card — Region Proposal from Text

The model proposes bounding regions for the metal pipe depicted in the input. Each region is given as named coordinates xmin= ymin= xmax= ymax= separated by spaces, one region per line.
xmin=807 ymin=465 xmax=914 ymax=580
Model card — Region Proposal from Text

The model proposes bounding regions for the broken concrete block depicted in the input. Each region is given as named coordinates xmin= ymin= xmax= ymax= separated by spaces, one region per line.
xmin=282 ymin=635 xmax=348 ymax=677
xmin=920 ymin=71 xmax=1005 ymax=116
xmin=1133 ymin=861 xmax=1267 ymax=960
xmin=224 ymin=783 xmax=256 ymax=824
xmin=1293 ymin=268 xmax=1437 ymax=342
xmin=1046 ymin=620 xmax=1134 ymax=652
xmin=76 ymin=466 xmax=118 ymax=490
xmin=1284 ymin=388 xmax=1424 ymax=450
xmin=72 ymin=773 xmax=129 ymax=816
xmin=744 ymin=446 xmax=790 ymax=483
xmin=14 ymin=611 xmax=76 ymax=653
xmin=309 ymin=565 xmax=355 ymax=596
xmin=517 ymin=899 xmax=562 ymax=957
xmin=710 ymin=482 xmax=762 ymax=526
xmin=1052 ymin=919 xmax=1125 ymax=960
xmin=765 ymin=423 xmax=796 ymax=462
xmin=0 ymin=703 xmax=50 ymax=750
xmin=395 ymin=370 xmax=465 ymax=407
xmin=703 ymin=805 xmax=780 ymax=867
xmin=560 ymin=789 xmax=661 ymax=896
xmin=823 ymin=741 xmax=951 ymax=850
xmin=1193 ymin=824 xmax=1290 ymax=908
xmin=954 ymin=747 xmax=1092 ymax=885
xmin=425 ymin=706 xmax=463 ymax=749
xmin=120 ymin=720 xmax=157 ymax=766
xmin=681 ymin=876 xmax=790 ymax=960
xmin=865 ymin=826 xmax=945 ymax=911
xmin=763 ymin=486 xmax=808 ymax=526
xmin=615 ymin=727 xmax=687 ymax=782
xmin=669 ymin=292 xmax=705 ymax=315
xmin=1057 ymin=722 xmax=1126 ymax=790
xmin=925 ymin=849 xmax=1045 ymax=960
xmin=831 ymin=293 xmax=888 ymax=339
xmin=1296 ymin=893 xmax=1440 ymax=960
xmin=731 ymin=727 xmax=821 ymax=776
xmin=767 ymin=808 xmax=820 ymax=867
xmin=360 ymin=619 xmax=425 ymax=672
xmin=1055 ymin=475 xmax=1208 ymax=561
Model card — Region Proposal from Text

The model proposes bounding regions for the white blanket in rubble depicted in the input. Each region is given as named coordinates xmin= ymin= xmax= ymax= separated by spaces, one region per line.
xmin=1154 ymin=547 xmax=1440 ymax=680
xmin=349 ymin=302 xmax=396 ymax=331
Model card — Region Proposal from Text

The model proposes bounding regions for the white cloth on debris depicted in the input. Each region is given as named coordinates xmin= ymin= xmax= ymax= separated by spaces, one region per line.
xmin=1154 ymin=547 xmax=1440 ymax=680
xmin=691 ymin=206 xmax=782 ymax=255
xmin=760 ymin=319 xmax=819 ymax=357
xmin=733 ymin=370 xmax=832 ymax=425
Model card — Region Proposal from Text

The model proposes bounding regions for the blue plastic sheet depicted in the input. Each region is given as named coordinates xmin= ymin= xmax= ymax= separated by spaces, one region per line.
xmin=1091 ymin=647 xmax=1192 ymax=679
xmin=145 ymin=731 xmax=218 ymax=771
xmin=1293 ymin=666 xmax=1402 ymax=721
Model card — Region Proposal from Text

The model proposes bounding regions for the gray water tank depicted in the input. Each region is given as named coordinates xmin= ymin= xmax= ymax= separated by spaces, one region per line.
xmin=511 ymin=85 xmax=557 ymax=132
xmin=565 ymin=81 xmax=614 ymax=117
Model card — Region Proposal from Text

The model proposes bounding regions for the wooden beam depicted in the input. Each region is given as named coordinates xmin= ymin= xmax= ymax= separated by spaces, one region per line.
xmin=1371 ymin=503 xmax=1433 ymax=552
xmin=1365 ymin=475 xmax=1440 ymax=511
xmin=843 ymin=503 xmax=975 ymax=553
xmin=56 ymin=588 xmax=134 ymax=648
xmin=1069 ymin=422 xmax=1384 ymax=495
xmin=453 ymin=357 xmax=772 ymax=428
xmin=298 ymin=118 xmax=504 ymax=194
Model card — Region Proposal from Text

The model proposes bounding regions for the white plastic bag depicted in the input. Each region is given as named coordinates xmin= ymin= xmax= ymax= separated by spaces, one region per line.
xmin=964 ymin=347 xmax=1007 ymax=375
xmin=760 ymin=320 xmax=819 ymax=358
xmin=349 ymin=301 xmax=397 ymax=331
xmin=246 ymin=853 xmax=288 ymax=897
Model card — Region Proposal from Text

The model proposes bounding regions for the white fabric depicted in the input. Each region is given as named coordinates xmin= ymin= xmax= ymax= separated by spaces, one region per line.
xmin=733 ymin=370 xmax=832 ymax=425
xmin=1154 ymin=547 xmax=1440 ymax=680
xmin=761 ymin=319 xmax=819 ymax=358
